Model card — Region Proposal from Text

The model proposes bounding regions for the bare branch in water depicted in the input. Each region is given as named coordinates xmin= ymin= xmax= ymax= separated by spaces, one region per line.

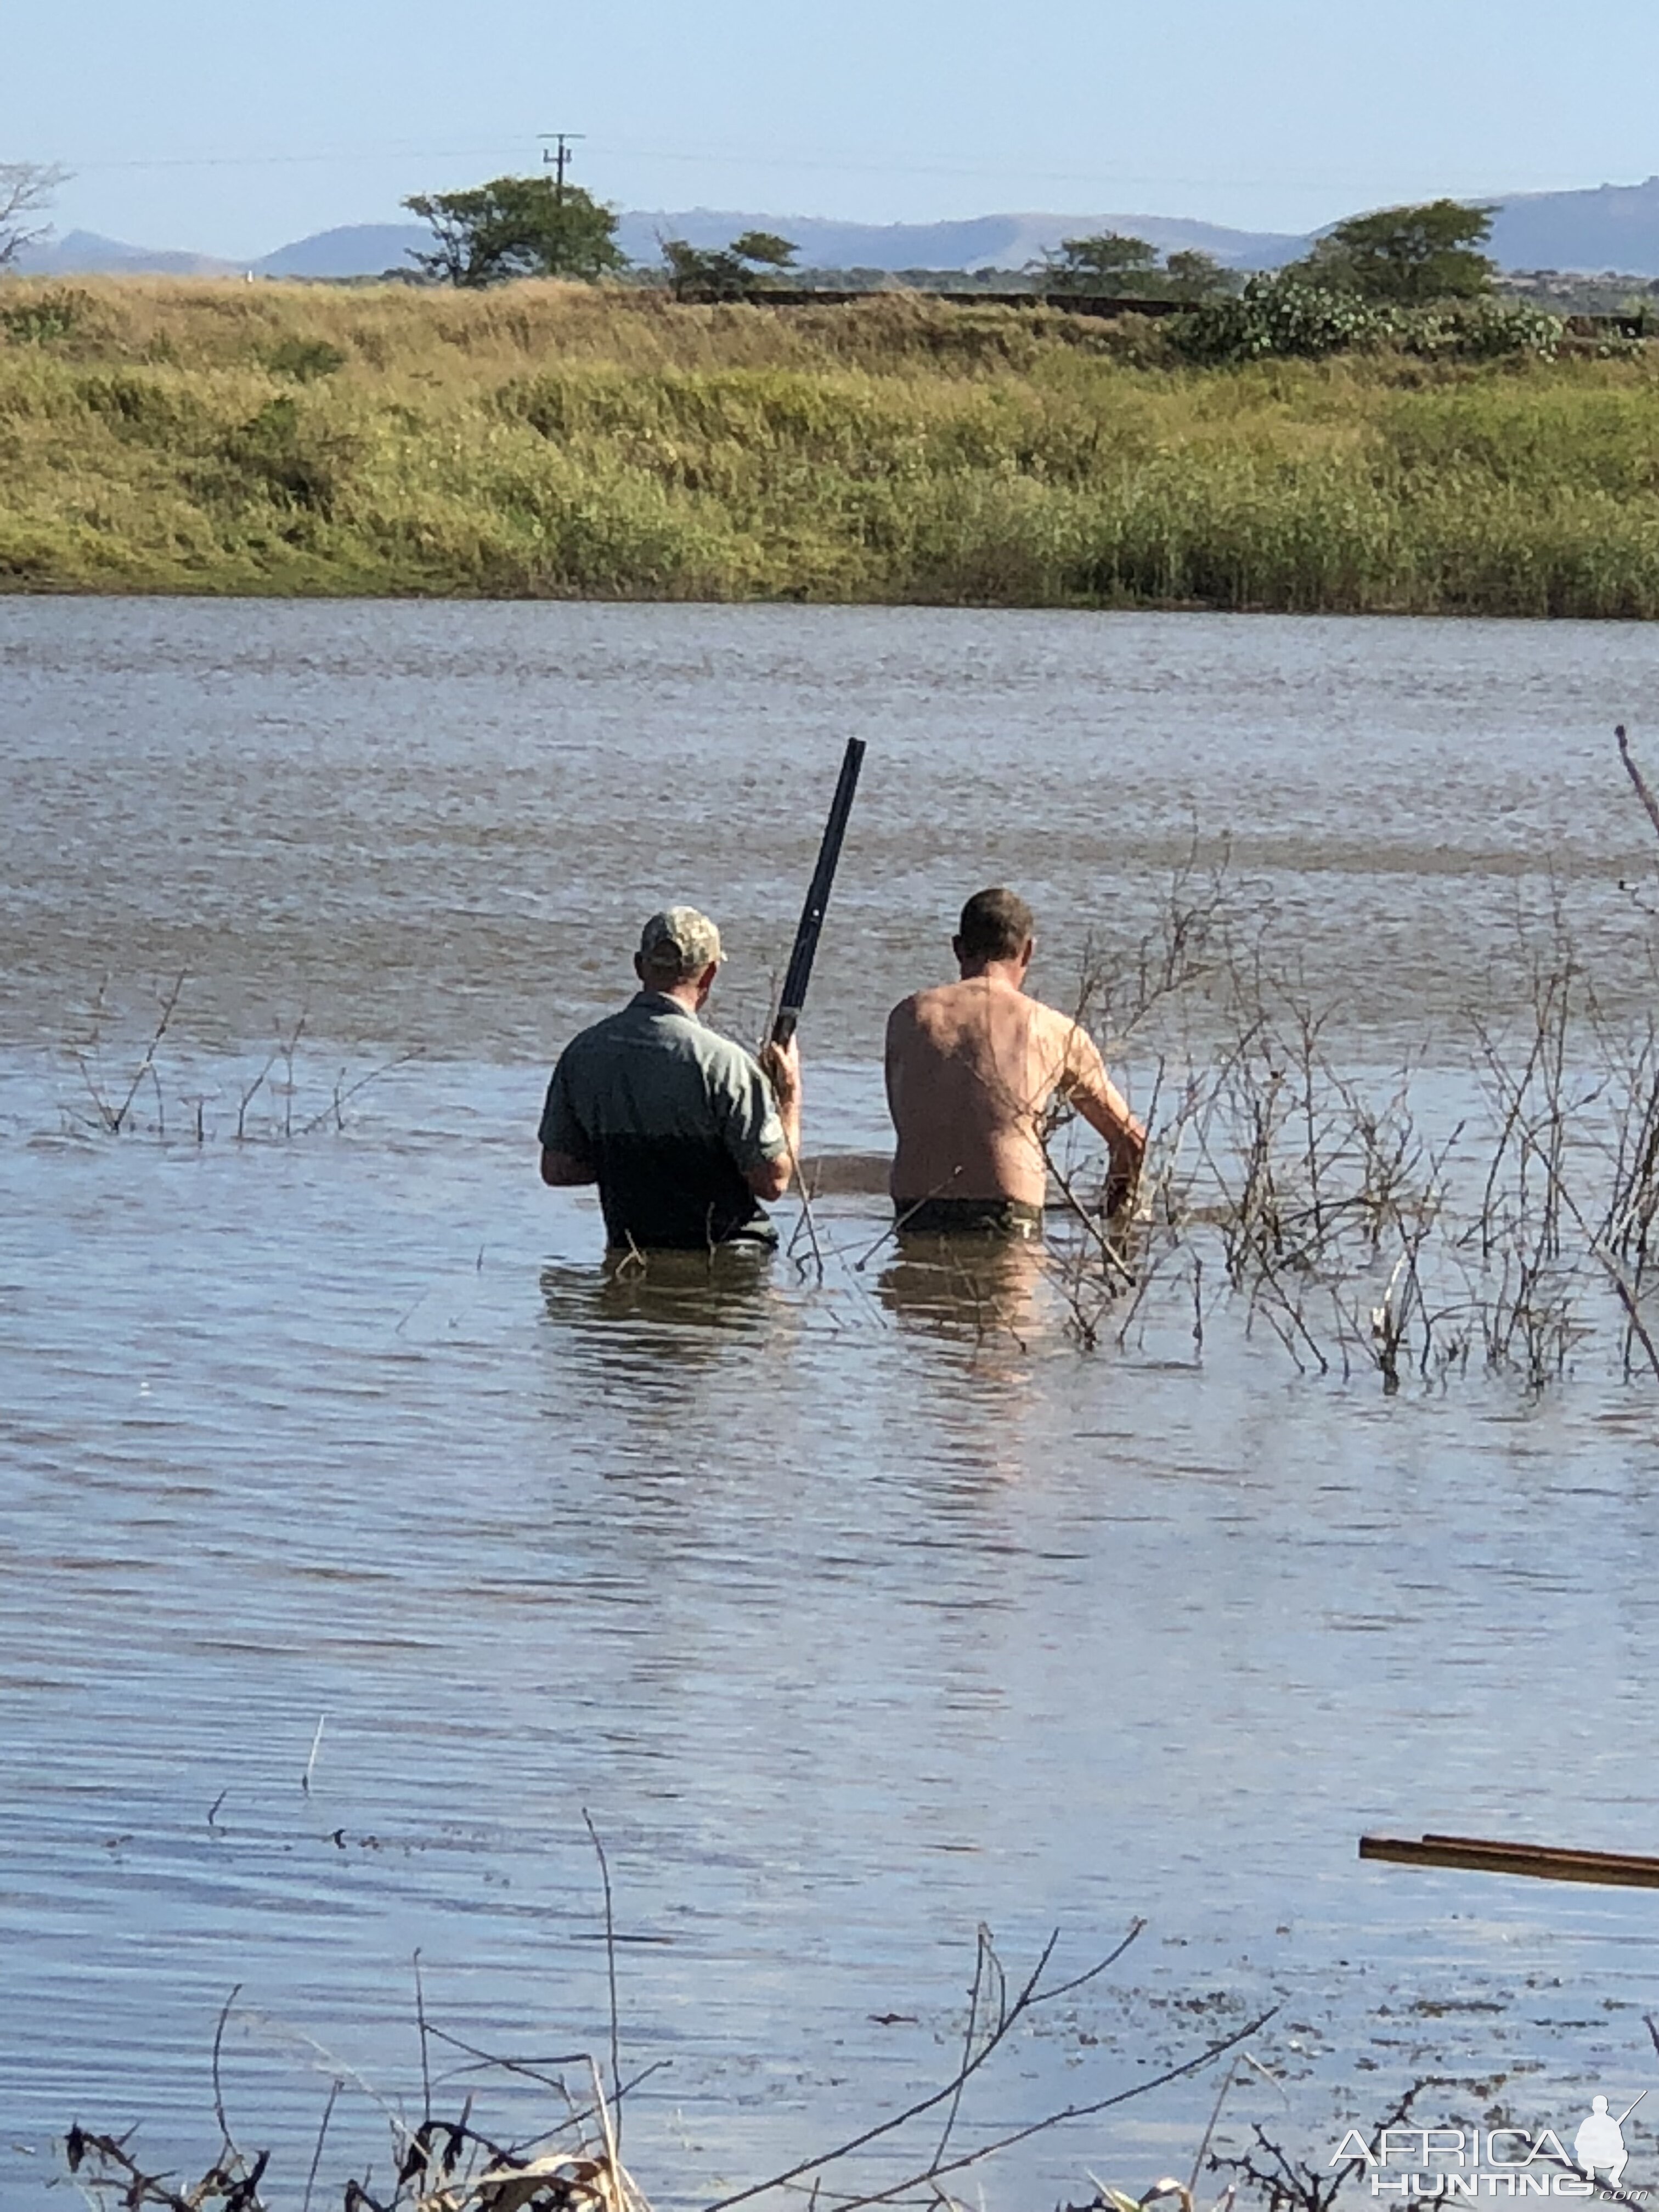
xmin=702 ymin=1920 xmax=1146 ymax=2212
xmin=583 ymin=1808 xmax=625 ymax=2153
xmin=1617 ymin=725 xmax=1659 ymax=848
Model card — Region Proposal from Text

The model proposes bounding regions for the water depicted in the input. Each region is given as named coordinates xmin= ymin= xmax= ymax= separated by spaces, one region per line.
xmin=5 ymin=601 xmax=1659 ymax=2210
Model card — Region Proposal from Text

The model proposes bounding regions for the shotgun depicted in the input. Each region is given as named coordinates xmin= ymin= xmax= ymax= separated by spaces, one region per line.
xmin=771 ymin=738 xmax=866 ymax=1046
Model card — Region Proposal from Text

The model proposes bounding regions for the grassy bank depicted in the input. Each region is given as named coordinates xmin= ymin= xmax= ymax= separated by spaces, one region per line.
xmin=5 ymin=276 xmax=1659 ymax=612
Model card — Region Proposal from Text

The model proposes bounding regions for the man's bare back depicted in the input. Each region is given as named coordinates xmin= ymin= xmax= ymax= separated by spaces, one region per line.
xmin=885 ymin=889 xmax=1145 ymax=1219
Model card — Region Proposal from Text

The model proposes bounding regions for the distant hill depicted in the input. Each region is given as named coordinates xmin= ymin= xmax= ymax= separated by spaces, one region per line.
xmin=18 ymin=229 xmax=235 ymax=277
xmin=18 ymin=211 xmax=1305 ymax=283
xmin=257 ymin=224 xmax=430 ymax=278
xmin=1489 ymin=178 xmax=1659 ymax=274
xmin=24 ymin=178 xmax=1659 ymax=284
xmin=610 ymin=208 xmax=1305 ymax=273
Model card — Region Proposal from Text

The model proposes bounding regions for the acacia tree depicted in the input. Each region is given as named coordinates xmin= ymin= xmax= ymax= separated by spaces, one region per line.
xmin=1293 ymin=199 xmax=1497 ymax=304
xmin=1039 ymin=231 xmax=1161 ymax=292
xmin=1163 ymin=249 xmax=1235 ymax=301
xmin=660 ymin=230 xmax=798 ymax=301
xmin=403 ymin=176 xmax=626 ymax=286
xmin=0 ymin=162 xmax=69 ymax=270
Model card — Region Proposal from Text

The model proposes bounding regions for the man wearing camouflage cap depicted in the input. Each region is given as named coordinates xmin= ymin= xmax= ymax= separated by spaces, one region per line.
xmin=538 ymin=906 xmax=802 ymax=1250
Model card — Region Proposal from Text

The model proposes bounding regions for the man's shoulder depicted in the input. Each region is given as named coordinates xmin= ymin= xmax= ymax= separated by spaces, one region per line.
xmin=560 ymin=1000 xmax=647 ymax=1056
xmin=572 ymin=998 xmax=759 ymax=1084
xmin=686 ymin=1020 xmax=760 ymax=1074
xmin=889 ymin=981 xmax=957 ymax=1026
xmin=1028 ymin=999 xmax=1105 ymax=1079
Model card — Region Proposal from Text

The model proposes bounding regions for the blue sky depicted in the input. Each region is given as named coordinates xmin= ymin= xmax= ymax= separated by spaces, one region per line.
xmin=7 ymin=0 xmax=1658 ymax=258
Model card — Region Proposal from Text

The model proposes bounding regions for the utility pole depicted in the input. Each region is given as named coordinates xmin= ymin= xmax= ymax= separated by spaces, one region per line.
xmin=540 ymin=133 xmax=584 ymax=207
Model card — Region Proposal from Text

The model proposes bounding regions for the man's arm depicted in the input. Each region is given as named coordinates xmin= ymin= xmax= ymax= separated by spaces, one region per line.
xmin=540 ymin=1147 xmax=596 ymax=1187
xmin=537 ymin=1057 xmax=596 ymax=1188
xmin=748 ymin=1036 xmax=802 ymax=1201
xmin=883 ymin=1002 xmax=906 ymax=1130
xmin=1057 ymin=1023 xmax=1147 ymax=1212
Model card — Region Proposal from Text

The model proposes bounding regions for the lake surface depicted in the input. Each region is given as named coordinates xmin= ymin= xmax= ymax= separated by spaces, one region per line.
xmin=5 ymin=601 xmax=1659 ymax=2210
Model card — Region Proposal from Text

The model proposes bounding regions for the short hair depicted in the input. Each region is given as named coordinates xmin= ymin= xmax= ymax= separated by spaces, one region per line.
xmin=957 ymin=887 xmax=1034 ymax=962
xmin=638 ymin=905 xmax=724 ymax=982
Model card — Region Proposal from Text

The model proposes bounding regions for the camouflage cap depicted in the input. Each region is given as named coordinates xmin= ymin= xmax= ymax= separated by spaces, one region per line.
xmin=638 ymin=905 xmax=725 ymax=978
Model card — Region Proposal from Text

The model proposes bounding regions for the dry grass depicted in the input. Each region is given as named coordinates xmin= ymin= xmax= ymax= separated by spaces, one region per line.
xmin=6 ymin=276 xmax=1659 ymax=607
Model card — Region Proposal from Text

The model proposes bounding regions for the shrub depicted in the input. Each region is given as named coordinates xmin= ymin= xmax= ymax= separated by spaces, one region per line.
xmin=1171 ymin=275 xmax=1397 ymax=364
xmin=0 ymin=286 xmax=91 ymax=346
xmin=1400 ymin=300 xmax=1564 ymax=361
xmin=219 ymin=396 xmax=357 ymax=514
xmin=1174 ymin=275 xmax=1565 ymax=366
xmin=265 ymin=336 xmax=348 ymax=382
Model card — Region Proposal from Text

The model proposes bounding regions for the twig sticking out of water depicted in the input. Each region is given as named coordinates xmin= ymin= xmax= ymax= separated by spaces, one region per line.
xmin=64 ymin=2121 xmax=268 ymax=2211
xmin=930 ymin=1922 xmax=997 ymax=2169
xmin=782 ymin=1997 xmax=1277 ymax=2212
xmin=701 ymin=1919 xmax=1176 ymax=2212
xmin=1617 ymin=725 xmax=1659 ymax=848
xmin=301 ymin=1714 xmax=326 ymax=1794
xmin=298 ymin=1051 xmax=425 ymax=1138
xmin=583 ymin=1809 xmax=624 ymax=2153
xmin=61 ymin=1898 xmax=1288 ymax=2212
xmin=1203 ymin=2081 xmax=1446 ymax=2212
xmin=212 ymin=1982 xmax=245 ymax=2168
xmin=416 ymin=1951 xmax=433 ymax=2124
xmin=64 ymin=978 xmax=420 ymax=1146
xmin=74 ymin=970 xmax=187 ymax=1135
xmin=302 ymin=2079 xmax=342 ymax=2212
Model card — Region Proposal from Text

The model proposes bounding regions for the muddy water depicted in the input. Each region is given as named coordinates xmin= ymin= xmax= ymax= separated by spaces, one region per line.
xmin=6 ymin=602 xmax=1659 ymax=2209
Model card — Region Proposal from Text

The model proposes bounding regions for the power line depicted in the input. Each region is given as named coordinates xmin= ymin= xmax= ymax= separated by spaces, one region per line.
xmin=55 ymin=142 xmax=526 ymax=174
xmin=40 ymin=133 xmax=1581 ymax=207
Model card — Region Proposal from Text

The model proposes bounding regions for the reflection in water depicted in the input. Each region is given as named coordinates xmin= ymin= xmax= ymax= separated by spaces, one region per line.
xmin=544 ymin=1246 xmax=779 ymax=1325
xmin=540 ymin=1247 xmax=781 ymax=1352
xmin=876 ymin=1231 xmax=1047 ymax=1348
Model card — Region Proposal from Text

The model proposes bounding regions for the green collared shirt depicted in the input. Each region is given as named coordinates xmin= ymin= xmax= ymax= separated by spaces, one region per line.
xmin=539 ymin=992 xmax=787 ymax=1249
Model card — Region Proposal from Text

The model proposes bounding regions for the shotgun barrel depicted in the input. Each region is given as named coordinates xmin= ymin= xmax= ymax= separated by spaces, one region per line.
xmin=772 ymin=738 xmax=866 ymax=1046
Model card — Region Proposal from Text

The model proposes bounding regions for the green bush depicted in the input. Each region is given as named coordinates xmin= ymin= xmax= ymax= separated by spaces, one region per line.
xmin=0 ymin=287 xmax=91 ymax=346
xmin=218 ymin=396 xmax=357 ymax=514
xmin=1174 ymin=274 xmax=1565 ymax=365
xmin=1172 ymin=276 xmax=1397 ymax=364
xmin=1401 ymin=300 xmax=1564 ymax=362
xmin=264 ymin=336 xmax=348 ymax=382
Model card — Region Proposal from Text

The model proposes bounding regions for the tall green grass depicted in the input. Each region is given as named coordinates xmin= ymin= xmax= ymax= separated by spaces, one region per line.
xmin=4 ymin=277 xmax=1659 ymax=612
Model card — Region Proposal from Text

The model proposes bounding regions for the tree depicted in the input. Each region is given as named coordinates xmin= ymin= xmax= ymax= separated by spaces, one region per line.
xmin=403 ymin=176 xmax=626 ymax=287
xmin=1291 ymin=199 xmax=1496 ymax=306
xmin=729 ymin=230 xmax=797 ymax=272
xmin=0 ymin=162 xmax=69 ymax=272
xmin=660 ymin=232 xmax=799 ymax=301
xmin=1039 ymin=232 xmax=1161 ymax=294
xmin=1163 ymin=249 xmax=1234 ymax=301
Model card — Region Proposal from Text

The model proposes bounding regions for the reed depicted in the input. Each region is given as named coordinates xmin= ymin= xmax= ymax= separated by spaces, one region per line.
xmin=7 ymin=278 xmax=1659 ymax=611
xmin=61 ymin=1912 xmax=1282 ymax=2212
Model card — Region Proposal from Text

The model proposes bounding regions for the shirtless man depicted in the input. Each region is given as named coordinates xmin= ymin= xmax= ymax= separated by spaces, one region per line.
xmin=884 ymin=887 xmax=1145 ymax=1234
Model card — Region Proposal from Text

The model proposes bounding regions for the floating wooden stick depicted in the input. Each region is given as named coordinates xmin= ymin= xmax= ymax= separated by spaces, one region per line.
xmin=1361 ymin=1831 xmax=1659 ymax=1889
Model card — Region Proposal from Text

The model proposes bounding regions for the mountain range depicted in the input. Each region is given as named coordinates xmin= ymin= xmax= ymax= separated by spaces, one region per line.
xmin=23 ymin=176 xmax=1659 ymax=281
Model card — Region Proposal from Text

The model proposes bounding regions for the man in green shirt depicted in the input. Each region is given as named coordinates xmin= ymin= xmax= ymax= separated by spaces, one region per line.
xmin=539 ymin=906 xmax=803 ymax=1251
